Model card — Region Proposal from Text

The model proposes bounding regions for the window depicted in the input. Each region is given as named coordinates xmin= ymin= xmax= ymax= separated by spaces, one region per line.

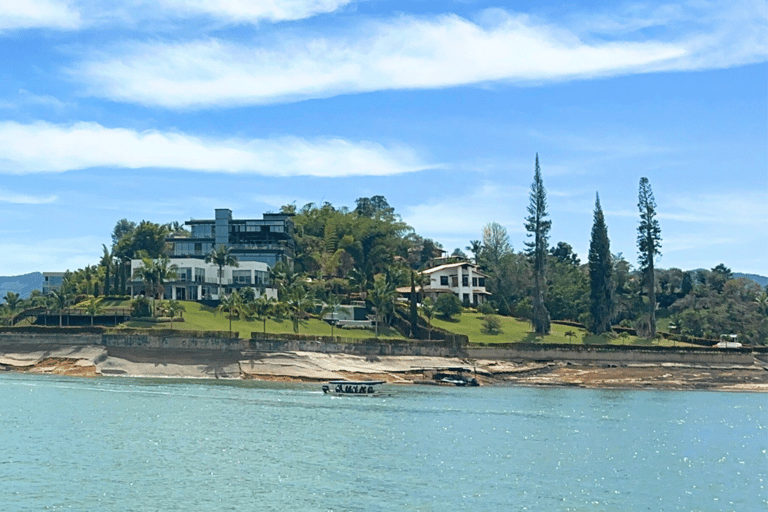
xmin=440 ymin=275 xmax=448 ymax=286
xmin=472 ymin=277 xmax=478 ymax=286
xmin=451 ymin=276 xmax=458 ymax=287
xmin=462 ymin=276 xmax=469 ymax=287
xmin=478 ymin=278 xmax=485 ymax=287
xmin=177 ymin=268 xmax=191 ymax=282
xmin=233 ymin=270 xmax=251 ymax=284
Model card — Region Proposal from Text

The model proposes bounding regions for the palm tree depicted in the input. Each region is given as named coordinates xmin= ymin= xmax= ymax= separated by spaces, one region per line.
xmin=133 ymin=256 xmax=177 ymax=315
xmin=49 ymin=289 xmax=71 ymax=327
xmin=466 ymin=239 xmax=483 ymax=264
xmin=205 ymin=246 xmax=239 ymax=299
xmin=368 ymin=275 xmax=396 ymax=338
xmin=217 ymin=290 xmax=244 ymax=333
xmin=420 ymin=297 xmax=437 ymax=341
xmin=251 ymin=294 xmax=276 ymax=334
xmin=285 ymin=284 xmax=315 ymax=334
xmin=4 ymin=291 xmax=21 ymax=313
xmin=164 ymin=300 xmax=186 ymax=329
xmin=85 ymin=297 xmax=104 ymax=326
xmin=319 ymin=293 xmax=342 ymax=338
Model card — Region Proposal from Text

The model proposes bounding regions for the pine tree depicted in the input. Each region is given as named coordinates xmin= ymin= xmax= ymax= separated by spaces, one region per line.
xmin=588 ymin=193 xmax=613 ymax=334
xmin=637 ymin=177 xmax=662 ymax=338
xmin=524 ymin=154 xmax=551 ymax=335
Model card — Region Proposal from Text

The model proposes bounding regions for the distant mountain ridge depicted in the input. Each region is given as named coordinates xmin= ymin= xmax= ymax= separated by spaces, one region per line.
xmin=734 ymin=273 xmax=768 ymax=288
xmin=0 ymin=273 xmax=43 ymax=299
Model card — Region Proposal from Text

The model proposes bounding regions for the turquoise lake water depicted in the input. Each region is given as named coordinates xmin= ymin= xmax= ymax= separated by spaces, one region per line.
xmin=0 ymin=374 xmax=765 ymax=511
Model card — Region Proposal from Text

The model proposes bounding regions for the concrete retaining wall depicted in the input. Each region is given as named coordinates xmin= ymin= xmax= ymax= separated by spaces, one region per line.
xmin=465 ymin=344 xmax=755 ymax=366
xmin=246 ymin=339 xmax=458 ymax=357
xmin=0 ymin=332 xmax=759 ymax=366
xmin=0 ymin=332 xmax=102 ymax=346
xmin=102 ymin=334 xmax=244 ymax=351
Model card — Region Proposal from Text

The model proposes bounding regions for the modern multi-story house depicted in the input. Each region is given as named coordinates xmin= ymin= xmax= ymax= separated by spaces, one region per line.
xmin=168 ymin=208 xmax=295 ymax=267
xmin=128 ymin=258 xmax=277 ymax=301
xmin=42 ymin=272 xmax=65 ymax=294
xmin=420 ymin=260 xmax=490 ymax=306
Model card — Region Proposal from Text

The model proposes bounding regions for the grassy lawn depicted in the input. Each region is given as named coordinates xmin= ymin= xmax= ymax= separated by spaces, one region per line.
xmin=431 ymin=310 xmax=698 ymax=347
xmin=108 ymin=300 xmax=694 ymax=347
xmin=121 ymin=300 xmax=403 ymax=340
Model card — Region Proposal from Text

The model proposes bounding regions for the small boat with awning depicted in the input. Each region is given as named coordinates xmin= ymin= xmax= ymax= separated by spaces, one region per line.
xmin=322 ymin=380 xmax=385 ymax=396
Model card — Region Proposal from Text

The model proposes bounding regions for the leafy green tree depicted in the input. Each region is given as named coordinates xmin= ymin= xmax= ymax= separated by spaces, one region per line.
xmin=205 ymin=246 xmax=239 ymax=299
xmin=588 ymin=193 xmax=613 ymax=334
xmin=637 ymin=177 xmax=662 ymax=338
xmin=546 ymin=257 xmax=588 ymax=322
xmin=708 ymin=263 xmax=733 ymax=293
xmin=435 ymin=293 xmax=462 ymax=319
xmin=550 ymin=242 xmax=580 ymax=266
xmin=524 ymin=154 xmax=551 ymax=334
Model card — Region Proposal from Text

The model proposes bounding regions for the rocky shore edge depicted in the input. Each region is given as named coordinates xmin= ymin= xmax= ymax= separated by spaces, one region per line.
xmin=1 ymin=343 xmax=767 ymax=392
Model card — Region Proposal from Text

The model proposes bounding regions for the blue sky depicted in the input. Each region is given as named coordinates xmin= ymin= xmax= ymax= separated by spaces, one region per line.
xmin=0 ymin=0 xmax=766 ymax=276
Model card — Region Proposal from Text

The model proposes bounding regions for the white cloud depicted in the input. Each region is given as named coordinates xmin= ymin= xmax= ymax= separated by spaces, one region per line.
xmin=0 ymin=190 xmax=57 ymax=204
xmin=0 ymin=121 xmax=430 ymax=177
xmin=403 ymin=182 xmax=528 ymax=243
xmin=663 ymin=192 xmax=768 ymax=228
xmin=74 ymin=3 xmax=767 ymax=109
xmin=0 ymin=0 xmax=80 ymax=30
xmin=155 ymin=0 xmax=352 ymax=23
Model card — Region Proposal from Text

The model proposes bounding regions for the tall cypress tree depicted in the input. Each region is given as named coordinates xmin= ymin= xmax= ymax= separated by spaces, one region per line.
xmin=524 ymin=154 xmax=551 ymax=335
xmin=637 ymin=177 xmax=662 ymax=338
xmin=588 ymin=193 xmax=613 ymax=334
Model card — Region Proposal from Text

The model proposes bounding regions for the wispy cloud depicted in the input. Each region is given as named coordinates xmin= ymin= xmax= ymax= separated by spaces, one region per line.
xmin=0 ymin=189 xmax=57 ymax=204
xmin=403 ymin=182 xmax=528 ymax=241
xmin=0 ymin=121 xmax=431 ymax=177
xmin=154 ymin=0 xmax=353 ymax=24
xmin=0 ymin=0 xmax=80 ymax=30
xmin=73 ymin=3 xmax=767 ymax=109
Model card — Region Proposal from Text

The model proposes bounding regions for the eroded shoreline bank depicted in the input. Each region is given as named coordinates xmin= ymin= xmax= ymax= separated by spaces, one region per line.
xmin=1 ymin=343 xmax=767 ymax=392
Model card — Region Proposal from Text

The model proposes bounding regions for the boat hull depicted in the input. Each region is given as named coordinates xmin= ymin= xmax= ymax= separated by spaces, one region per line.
xmin=322 ymin=380 xmax=385 ymax=396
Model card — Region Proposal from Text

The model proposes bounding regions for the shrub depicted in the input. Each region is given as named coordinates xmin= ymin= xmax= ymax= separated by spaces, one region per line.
xmin=513 ymin=298 xmax=531 ymax=320
xmin=131 ymin=297 xmax=152 ymax=318
xmin=477 ymin=302 xmax=496 ymax=315
xmin=435 ymin=293 xmax=462 ymax=319
xmin=481 ymin=315 xmax=503 ymax=335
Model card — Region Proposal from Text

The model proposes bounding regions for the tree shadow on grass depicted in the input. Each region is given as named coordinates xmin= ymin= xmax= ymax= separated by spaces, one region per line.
xmin=522 ymin=332 xmax=545 ymax=344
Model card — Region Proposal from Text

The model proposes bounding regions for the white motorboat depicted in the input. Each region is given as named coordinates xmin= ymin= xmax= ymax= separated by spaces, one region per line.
xmin=322 ymin=380 xmax=385 ymax=396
